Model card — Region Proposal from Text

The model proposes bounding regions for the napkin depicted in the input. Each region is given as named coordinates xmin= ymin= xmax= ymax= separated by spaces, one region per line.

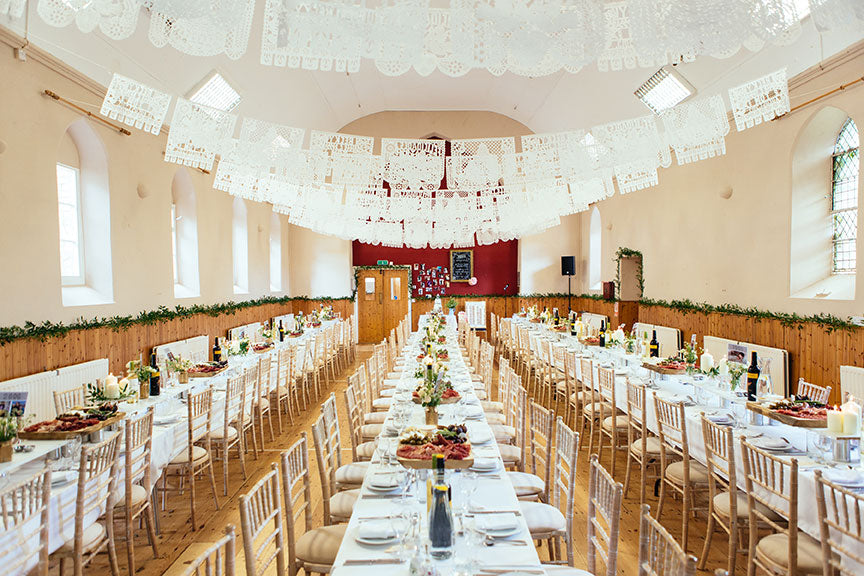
xmin=471 ymin=458 xmax=498 ymax=471
xmin=357 ymin=520 xmax=396 ymax=540
xmin=369 ymin=472 xmax=402 ymax=489
xmin=824 ymin=469 xmax=864 ymax=486
xmin=469 ymin=428 xmax=493 ymax=445
xmin=475 ymin=513 xmax=518 ymax=532
xmin=756 ymin=437 xmax=790 ymax=450
xmin=707 ymin=412 xmax=733 ymax=424
xmin=464 ymin=406 xmax=484 ymax=419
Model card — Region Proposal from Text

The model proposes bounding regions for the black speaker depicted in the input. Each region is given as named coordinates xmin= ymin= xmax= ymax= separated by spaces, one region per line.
xmin=561 ymin=256 xmax=576 ymax=276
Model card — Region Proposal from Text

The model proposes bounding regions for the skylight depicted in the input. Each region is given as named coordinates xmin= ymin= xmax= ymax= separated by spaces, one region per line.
xmin=634 ymin=67 xmax=695 ymax=115
xmin=189 ymin=72 xmax=241 ymax=112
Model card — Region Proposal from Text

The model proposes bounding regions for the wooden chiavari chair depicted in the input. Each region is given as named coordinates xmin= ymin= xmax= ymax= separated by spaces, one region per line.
xmin=161 ymin=386 xmax=220 ymax=531
xmin=298 ymin=337 xmax=316 ymax=409
xmin=344 ymin=385 xmax=379 ymax=462
xmin=256 ymin=354 xmax=276 ymax=444
xmin=116 ymin=408 xmax=159 ymax=573
xmin=492 ymin=369 xmax=521 ymax=447
xmin=0 ymin=468 xmax=51 ymax=576
xmin=314 ymin=333 xmax=329 ymax=393
xmin=281 ymin=433 xmax=347 ymax=574
xmin=520 ymin=417 xmax=579 ymax=566
xmin=210 ymin=374 xmax=248 ymax=495
xmin=310 ymin=414 xmax=354 ymax=525
xmin=318 ymin=394 xmax=369 ymax=489
xmin=239 ymin=465 xmax=286 ymax=576
xmin=637 ymin=504 xmax=697 ymax=576
xmin=740 ymin=438 xmax=822 ymax=576
xmin=654 ymin=396 xmax=709 ymax=553
xmin=597 ymin=366 xmax=628 ymax=477
xmin=274 ymin=345 xmax=298 ymax=429
xmin=509 ymin=399 xmax=553 ymax=501
xmin=815 ymin=469 xmax=864 ymax=576
xmin=552 ymin=344 xmax=571 ymax=417
xmin=180 ymin=525 xmax=236 ymax=576
xmin=580 ymin=358 xmax=608 ymax=454
xmin=53 ymin=386 xmax=85 ymax=416
xmin=624 ymin=380 xmax=661 ymax=507
xmin=586 ymin=454 xmax=624 ymax=576
xmin=241 ymin=365 xmax=260 ymax=458
xmin=52 ymin=432 xmax=122 ymax=576
xmin=796 ymin=377 xmax=831 ymax=405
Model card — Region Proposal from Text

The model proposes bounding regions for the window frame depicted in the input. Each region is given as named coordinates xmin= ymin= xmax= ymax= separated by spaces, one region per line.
xmin=831 ymin=118 xmax=859 ymax=275
xmin=57 ymin=162 xmax=85 ymax=287
xmin=171 ymin=202 xmax=179 ymax=285
xmin=269 ymin=214 xmax=282 ymax=293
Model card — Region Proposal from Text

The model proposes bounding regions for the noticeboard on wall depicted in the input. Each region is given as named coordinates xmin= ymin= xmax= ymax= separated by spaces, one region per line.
xmin=450 ymin=250 xmax=473 ymax=282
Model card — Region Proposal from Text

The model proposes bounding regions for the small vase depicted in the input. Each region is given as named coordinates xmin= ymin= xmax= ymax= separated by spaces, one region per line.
xmin=425 ymin=406 xmax=438 ymax=426
xmin=0 ymin=440 xmax=13 ymax=463
xmin=139 ymin=379 xmax=150 ymax=400
xmin=178 ymin=371 xmax=189 ymax=384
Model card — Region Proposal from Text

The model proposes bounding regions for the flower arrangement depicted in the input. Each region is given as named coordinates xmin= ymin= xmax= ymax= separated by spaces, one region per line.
xmin=87 ymin=380 xmax=136 ymax=403
xmin=126 ymin=360 xmax=156 ymax=383
xmin=446 ymin=297 xmax=457 ymax=310
xmin=261 ymin=327 xmax=274 ymax=341
xmin=319 ymin=304 xmax=334 ymax=321
xmin=727 ymin=362 xmax=748 ymax=391
xmin=226 ymin=338 xmax=250 ymax=356
xmin=0 ymin=414 xmax=20 ymax=442
xmin=167 ymin=357 xmax=193 ymax=373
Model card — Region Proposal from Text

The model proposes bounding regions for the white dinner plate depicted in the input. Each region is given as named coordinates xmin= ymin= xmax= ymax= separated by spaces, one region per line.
xmin=355 ymin=534 xmax=398 ymax=546
xmin=752 ymin=436 xmax=791 ymax=451
xmin=480 ymin=525 xmax=521 ymax=538
xmin=469 ymin=428 xmax=493 ymax=445
xmin=824 ymin=469 xmax=864 ymax=487
xmin=155 ymin=414 xmax=182 ymax=426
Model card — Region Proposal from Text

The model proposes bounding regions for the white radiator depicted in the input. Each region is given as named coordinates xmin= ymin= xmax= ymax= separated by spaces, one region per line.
xmin=841 ymin=365 xmax=864 ymax=403
xmin=581 ymin=312 xmax=609 ymax=331
xmin=0 ymin=359 xmax=108 ymax=422
xmin=229 ymin=322 xmax=262 ymax=342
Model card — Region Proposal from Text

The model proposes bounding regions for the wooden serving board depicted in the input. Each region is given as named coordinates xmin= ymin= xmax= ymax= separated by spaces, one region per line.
xmin=397 ymin=455 xmax=474 ymax=470
xmin=252 ymin=346 xmax=274 ymax=354
xmin=746 ymin=402 xmax=827 ymax=428
xmin=411 ymin=396 xmax=461 ymax=405
xmin=642 ymin=362 xmax=687 ymax=376
xmin=19 ymin=412 xmax=126 ymax=440
xmin=188 ymin=366 xmax=229 ymax=378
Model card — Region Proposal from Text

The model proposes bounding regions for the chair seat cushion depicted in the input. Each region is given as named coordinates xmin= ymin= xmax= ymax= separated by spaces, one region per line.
xmin=508 ymin=471 xmax=545 ymax=498
xmin=755 ymin=532 xmax=823 ymax=574
xmin=169 ymin=445 xmax=209 ymax=465
xmin=601 ymin=416 xmax=629 ymax=431
xmin=329 ymin=489 xmax=360 ymax=520
xmin=569 ymin=391 xmax=592 ymax=404
xmin=498 ymin=444 xmax=522 ymax=464
xmin=335 ymin=462 xmax=370 ymax=488
xmin=665 ymin=460 xmax=709 ymax=484
xmin=276 ymin=385 xmax=290 ymax=397
xmin=360 ymin=424 xmax=382 ymax=440
xmin=60 ymin=522 xmax=105 ymax=553
xmin=629 ymin=436 xmax=662 ymax=456
xmin=295 ymin=523 xmax=348 ymax=566
xmin=544 ymin=568 xmax=592 ymax=576
xmin=713 ymin=491 xmax=783 ymax=521
xmin=379 ymin=388 xmax=396 ymax=398
xmin=490 ymin=424 xmax=516 ymax=443
xmin=364 ymin=412 xmax=387 ymax=424
xmin=372 ymin=398 xmax=392 ymax=411
xmin=387 ymin=372 xmax=402 ymax=380
xmin=356 ymin=441 xmax=377 ymax=461
xmin=481 ymin=401 xmax=504 ymax=413
xmin=115 ymin=484 xmax=148 ymax=509
xmin=485 ymin=412 xmax=506 ymax=425
xmin=519 ymin=501 xmax=566 ymax=534
xmin=255 ymin=398 xmax=270 ymax=411
xmin=582 ymin=402 xmax=610 ymax=416
xmin=208 ymin=426 xmax=239 ymax=441
xmin=474 ymin=390 xmax=488 ymax=400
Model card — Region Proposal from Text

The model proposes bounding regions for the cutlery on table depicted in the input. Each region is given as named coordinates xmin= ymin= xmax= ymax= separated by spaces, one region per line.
xmin=484 ymin=536 xmax=529 ymax=547
xmin=342 ymin=558 xmax=403 ymax=566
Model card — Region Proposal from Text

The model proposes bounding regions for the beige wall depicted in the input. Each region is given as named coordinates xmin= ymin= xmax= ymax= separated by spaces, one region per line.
xmin=0 ymin=50 xmax=315 ymax=327
xmin=576 ymin=52 xmax=864 ymax=318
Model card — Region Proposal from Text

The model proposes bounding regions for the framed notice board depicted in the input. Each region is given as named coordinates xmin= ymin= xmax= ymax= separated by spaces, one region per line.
xmin=450 ymin=249 xmax=473 ymax=282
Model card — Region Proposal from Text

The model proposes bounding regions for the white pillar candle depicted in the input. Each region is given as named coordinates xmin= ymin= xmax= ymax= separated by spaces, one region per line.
xmin=104 ymin=374 xmax=120 ymax=399
xmin=718 ymin=359 xmax=729 ymax=378
xmin=842 ymin=409 xmax=860 ymax=436
xmin=827 ymin=408 xmax=844 ymax=434
xmin=700 ymin=352 xmax=715 ymax=372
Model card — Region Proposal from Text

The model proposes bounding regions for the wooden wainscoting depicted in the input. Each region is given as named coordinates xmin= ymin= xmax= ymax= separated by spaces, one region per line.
xmin=0 ymin=299 xmax=354 ymax=382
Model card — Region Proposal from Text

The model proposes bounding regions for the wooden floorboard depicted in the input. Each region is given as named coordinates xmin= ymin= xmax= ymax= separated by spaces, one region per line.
xmin=77 ymin=345 xmax=730 ymax=576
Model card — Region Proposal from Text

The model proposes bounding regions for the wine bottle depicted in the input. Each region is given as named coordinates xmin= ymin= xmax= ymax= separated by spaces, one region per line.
xmin=598 ymin=321 xmax=606 ymax=347
xmin=213 ymin=337 xmax=222 ymax=363
xmin=428 ymin=484 xmax=453 ymax=559
xmin=747 ymin=351 xmax=761 ymax=401
xmin=649 ymin=330 xmax=659 ymax=358
xmin=278 ymin=321 xmax=285 ymax=342
xmin=149 ymin=350 xmax=161 ymax=396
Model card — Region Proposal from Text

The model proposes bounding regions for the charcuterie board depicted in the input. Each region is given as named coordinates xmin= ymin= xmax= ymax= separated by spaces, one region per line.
xmin=397 ymin=454 xmax=474 ymax=469
xmin=19 ymin=412 xmax=126 ymax=440
xmin=642 ymin=362 xmax=687 ymax=375
xmin=746 ymin=401 xmax=827 ymax=428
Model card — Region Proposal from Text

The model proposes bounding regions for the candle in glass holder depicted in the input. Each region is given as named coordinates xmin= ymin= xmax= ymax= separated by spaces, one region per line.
xmin=827 ymin=407 xmax=844 ymax=434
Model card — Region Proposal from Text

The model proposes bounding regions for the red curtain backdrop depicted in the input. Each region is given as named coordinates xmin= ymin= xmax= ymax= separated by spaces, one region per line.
xmin=352 ymin=241 xmax=519 ymax=297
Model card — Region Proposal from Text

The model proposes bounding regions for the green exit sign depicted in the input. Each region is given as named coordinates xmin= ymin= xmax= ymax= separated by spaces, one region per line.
xmin=377 ymin=260 xmax=389 ymax=265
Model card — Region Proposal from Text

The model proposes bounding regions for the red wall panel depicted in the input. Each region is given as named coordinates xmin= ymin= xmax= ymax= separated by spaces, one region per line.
xmin=352 ymin=241 xmax=519 ymax=297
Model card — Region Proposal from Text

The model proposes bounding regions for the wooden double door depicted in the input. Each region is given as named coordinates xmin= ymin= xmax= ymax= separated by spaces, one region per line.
xmin=356 ymin=267 xmax=410 ymax=343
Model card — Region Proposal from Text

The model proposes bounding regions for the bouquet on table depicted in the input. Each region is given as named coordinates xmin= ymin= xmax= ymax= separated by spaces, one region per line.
xmin=226 ymin=338 xmax=250 ymax=356
xmin=319 ymin=304 xmax=334 ymax=321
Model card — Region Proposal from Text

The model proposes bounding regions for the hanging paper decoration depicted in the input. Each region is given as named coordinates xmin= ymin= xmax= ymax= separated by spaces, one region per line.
xmin=446 ymin=137 xmax=514 ymax=189
xmin=37 ymin=0 xmax=140 ymax=39
xmin=0 ymin=0 xmax=27 ymax=19
xmin=382 ymin=138 xmax=445 ymax=191
xmin=308 ymin=131 xmax=380 ymax=189
xmin=728 ymin=68 xmax=790 ymax=132
xmin=593 ymin=115 xmax=670 ymax=193
xmin=810 ymin=0 xmax=864 ymax=33
xmin=164 ymin=98 xmax=237 ymax=171
xmin=100 ymin=73 xmax=172 ymax=135
xmin=662 ymin=95 xmax=730 ymax=165
xmin=148 ymin=0 xmax=256 ymax=59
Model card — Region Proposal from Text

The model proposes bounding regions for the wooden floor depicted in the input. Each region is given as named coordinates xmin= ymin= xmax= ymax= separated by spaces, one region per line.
xmin=77 ymin=345 xmax=730 ymax=576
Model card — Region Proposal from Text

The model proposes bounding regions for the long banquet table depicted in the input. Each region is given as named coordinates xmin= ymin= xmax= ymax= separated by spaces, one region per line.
xmin=2 ymin=320 xmax=336 ymax=555
xmin=331 ymin=315 xmax=544 ymax=575
xmin=512 ymin=315 xmax=864 ymax=557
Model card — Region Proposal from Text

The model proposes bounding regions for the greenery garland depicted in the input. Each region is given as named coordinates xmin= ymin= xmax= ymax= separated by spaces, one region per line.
xmin=614 ymin=247 xmax=644 ymax=297
xmin=639 ymin=297 xmax=858 ymax=333
xmin=0 ymin=294 xmax=351 ymax=346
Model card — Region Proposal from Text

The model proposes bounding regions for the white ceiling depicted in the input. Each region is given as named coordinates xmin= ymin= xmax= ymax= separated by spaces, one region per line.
xmin=3 ymin=6 xmax=863 ymax=137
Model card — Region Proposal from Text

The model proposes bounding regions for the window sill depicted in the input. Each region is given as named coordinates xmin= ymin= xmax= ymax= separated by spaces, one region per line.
xmin=790 ymin=274 xmax=856 ymax=301
xmin=62 ymin=285 xmax=114 ymax=307
xmin=174 ymin=284 xmax=200 ymax=299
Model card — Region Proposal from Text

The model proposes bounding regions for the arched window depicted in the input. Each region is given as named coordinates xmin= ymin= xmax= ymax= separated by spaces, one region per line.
xmin=57 ymin=119 xmax=113 ymax=306
xmin=831 ymin=118 xmax=858 ymax=274
xmin=270 ymin=213 xmax=282 ymax=292
xmin=589 ymin=206 xmax=602 ymax=290
xmin=232 ymin=197 xmax=248 ymax=294
xmin=172 ymin=169 xmax=200 ymax=298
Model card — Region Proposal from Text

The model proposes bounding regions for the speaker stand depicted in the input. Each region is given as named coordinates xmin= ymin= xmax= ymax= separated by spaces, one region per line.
xmin=567 ymin=276 xmax=572 ymax=316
